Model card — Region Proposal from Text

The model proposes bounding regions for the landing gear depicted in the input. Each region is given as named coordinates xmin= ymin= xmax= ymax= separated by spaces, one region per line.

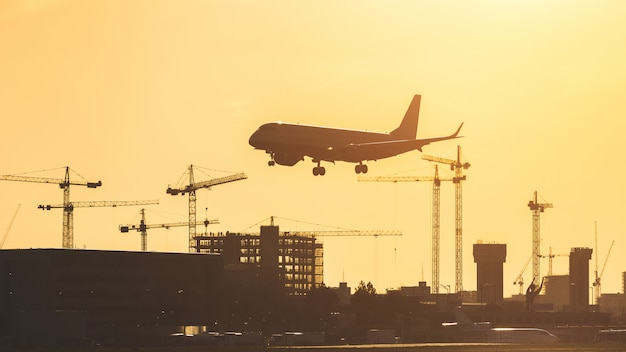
xmin=355 ymin=163 xmax=368 ymax=174
xmin=265 ymin=150 xmax=276 ymax=166
xmin=268 ymin=153 xmax=275 ymax=166
xmin=313 ymin=166 xmax=326 ymax=176
xmin=312 ymin=160 xmax=326 ymax=176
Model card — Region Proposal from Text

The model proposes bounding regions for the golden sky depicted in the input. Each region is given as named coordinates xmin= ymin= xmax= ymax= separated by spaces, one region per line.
xmin=2 ymin=0 xmax=626 ymax=297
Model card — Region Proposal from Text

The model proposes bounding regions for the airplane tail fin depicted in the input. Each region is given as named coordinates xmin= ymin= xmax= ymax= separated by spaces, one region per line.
xmin=453 ymin=307 xmax=475 ymax=326
xmin=390 ymin=95 xmax=421 ymax=140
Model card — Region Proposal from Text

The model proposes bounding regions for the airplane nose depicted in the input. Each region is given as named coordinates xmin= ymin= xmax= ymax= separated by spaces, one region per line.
xmin=249 ymin=131 xmax=259 ymax=148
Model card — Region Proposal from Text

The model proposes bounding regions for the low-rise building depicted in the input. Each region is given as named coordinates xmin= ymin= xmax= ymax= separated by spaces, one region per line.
xmin=0 ymin=249 xmax=222 ymax=348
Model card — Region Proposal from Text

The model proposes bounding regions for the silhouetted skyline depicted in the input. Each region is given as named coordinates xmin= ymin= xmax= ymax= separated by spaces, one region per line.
xmin=1 ymin=1 xmax=625 ymax=297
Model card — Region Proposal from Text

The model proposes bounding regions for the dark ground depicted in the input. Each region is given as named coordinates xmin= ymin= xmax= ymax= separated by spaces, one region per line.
xmin=18 ymin=343 xmax=626 ymax=352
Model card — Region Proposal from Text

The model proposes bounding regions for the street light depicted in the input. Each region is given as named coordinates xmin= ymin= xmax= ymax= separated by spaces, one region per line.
xmin=440 ymin=284 xmax=451 ymax=306
xmin=570 ymin=282 xmax=576 ymax=312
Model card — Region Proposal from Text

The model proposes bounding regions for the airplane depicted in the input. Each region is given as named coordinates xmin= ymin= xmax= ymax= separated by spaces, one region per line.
xmin=441 ymin=306 xmax=492 ymax=331
xmin=442 ymin=307 xmax=560 ymax=343
xmin=489 ymin=327 xmax=560 ymax=343
xmin=248 ymin=95 xmax=463 ymax=176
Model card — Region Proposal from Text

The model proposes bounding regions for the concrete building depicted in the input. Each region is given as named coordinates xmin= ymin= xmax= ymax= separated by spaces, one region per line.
xmin=596 ymin=272 xmax=626 ymax=323
xmin=192 ymin=224 xmax=323 ymax=295
xmin=398 ymin=281 xmax=432 ymax=299
xmin=0 ymin=249 xmax=222 ymax=349
xmin=332 ymin=282 xmax=352 ymax=306
xmin=542 ymin=275 xmax=569 ymax=311
xmin=569 ymin=247 xmax=592 ymax=312
xmin=473 ymin=243 xmax=506 ymax=304
xmin=599 ymin=293 xmax=626 ymax=323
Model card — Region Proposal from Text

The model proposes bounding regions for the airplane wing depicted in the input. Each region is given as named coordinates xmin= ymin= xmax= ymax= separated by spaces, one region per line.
xmin=326 ymin=139 xmax=431 ymax=162
xmin=413 ymin=122 xmax=464 ymax=149
xmin=349 ymin=139 xmax=425 ymax=151
xmin=320 ymin=124 xmax=463 ymax=162
xmin=301 ymin=122 xmax=463 ymax=164
xmin=343 ymin=122 xmax=463 ymax=156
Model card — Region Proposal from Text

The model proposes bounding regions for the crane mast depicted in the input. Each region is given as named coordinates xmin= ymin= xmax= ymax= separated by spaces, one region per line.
xmin=423 ymin=145 xmax=470 ymax=293
xmin=189 ymin=166 xmax=197 ymax=250
xmin=0 ymin=167 xmax=102 ymax=248
xmin=540 ymin=247 xmax=566 ymax=277
xmin=359 ymin=165 xmax=452 ymax=294
xmin=527 ymin=191 xmax=553 ymax=282
xmin=167 ymin=165 xmax=247 ymax=252
xmin=432 ymin=165 xmax=441 ymax=294
xmin=120 ymin=208 xmax=219 ymax=251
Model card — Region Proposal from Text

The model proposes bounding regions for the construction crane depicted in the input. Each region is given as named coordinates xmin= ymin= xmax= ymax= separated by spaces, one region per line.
xmin=593 ymin=221 xmax=615 ymax=304
xmin=423 ymin=145 xmax=470 ymax=293
xmin=513 ymin=255 xmax=532 ymax=295
xmin=527 ymin=191 xmax=553 ymax=283
xmin=594 ymin=240 xmax=614 ymax=304
xmin=166 ymin=165 xmax=247 ymax=252
xmin=282 ymin=229 xmax=402 ymax=237
xmin=248 ymin=216 xmax=403 ymax=238
xmin=120 ymin=208 xmax=219 ymax=251
xmin=358 ymin=165 xmax=453 ymax=293
xmin=0 ymin=167 xmax=102 ymax=248
xmin=0 ymin=204 xmax=21 ymax=249
xmin=39 ymin=199 xmax=159 ymax=249
xmin=540 ymin=247 xmax=567 ymax=276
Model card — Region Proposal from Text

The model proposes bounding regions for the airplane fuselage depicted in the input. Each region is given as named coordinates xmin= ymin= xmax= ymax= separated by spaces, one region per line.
xmin=249 ymin=95 xmax=462 ymax=175
xmin=249 ymin=122 xmax=421 ymax=165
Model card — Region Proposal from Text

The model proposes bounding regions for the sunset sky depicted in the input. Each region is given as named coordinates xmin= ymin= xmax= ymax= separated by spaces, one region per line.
xmin=2 ymin=1 xmax=626 ymax=298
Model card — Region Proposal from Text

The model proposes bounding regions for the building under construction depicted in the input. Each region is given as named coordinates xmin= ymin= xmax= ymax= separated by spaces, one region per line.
xmin=191 ymin=224 xmax=323 ymax=295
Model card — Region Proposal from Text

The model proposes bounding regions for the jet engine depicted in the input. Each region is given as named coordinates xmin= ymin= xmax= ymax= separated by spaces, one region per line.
xmin=273 ymin=152 xmax=303 ymax=166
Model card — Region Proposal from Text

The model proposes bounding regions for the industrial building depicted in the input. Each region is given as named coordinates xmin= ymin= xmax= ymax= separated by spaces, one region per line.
xmin=191 ymin=224 xmax=324 ymax=295
xmin=0 ymin=249 xmax=222 ymax=349
xmin=528 ymin=247 xmax=594 ymax=313
xmin=570 ymin=247 xmax=593 ymax=312
xmin=473 ymin=243 xmax=506 ymax=305
xmin=542 ymin=275 xmax=570 ymax=310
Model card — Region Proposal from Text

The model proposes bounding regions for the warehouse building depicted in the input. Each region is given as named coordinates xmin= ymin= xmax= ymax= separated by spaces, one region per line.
xmin=0 ymin=249 xmax=222 ymax=349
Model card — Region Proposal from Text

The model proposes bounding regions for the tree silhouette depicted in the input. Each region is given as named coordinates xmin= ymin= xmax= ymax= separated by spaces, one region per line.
xmin=355 ymin=281 xmax=377 ymax=295
xmin=352 ymin=281 xmax=377 ymax=329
